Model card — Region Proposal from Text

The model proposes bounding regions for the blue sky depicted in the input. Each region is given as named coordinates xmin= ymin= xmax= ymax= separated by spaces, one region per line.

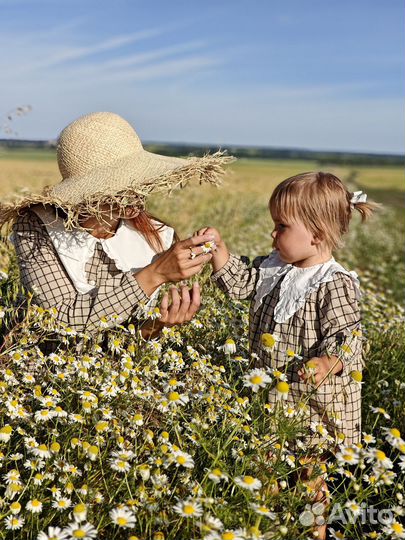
xmin=1 ymin=0 xmax=403 ymax=153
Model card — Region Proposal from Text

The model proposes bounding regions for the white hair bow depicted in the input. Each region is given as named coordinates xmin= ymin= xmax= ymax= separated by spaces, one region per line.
xmin=350 ymin=190 xmax=367 ymax=210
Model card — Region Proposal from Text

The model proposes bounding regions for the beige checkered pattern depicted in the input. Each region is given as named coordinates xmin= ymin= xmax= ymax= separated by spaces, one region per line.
xmin=12 ymin=209 xmax=149 ymax=335
xmin=212 ymin=253 xmax=364 ymax=448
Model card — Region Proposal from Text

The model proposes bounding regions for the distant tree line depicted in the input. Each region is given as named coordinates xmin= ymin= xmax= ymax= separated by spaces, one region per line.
xmin=0 ymin=138 xmax=402 ymax=166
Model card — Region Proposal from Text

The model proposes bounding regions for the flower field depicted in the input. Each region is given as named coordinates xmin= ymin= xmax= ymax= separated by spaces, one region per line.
xmin=0 ymin=153 xmax=404 ymax=539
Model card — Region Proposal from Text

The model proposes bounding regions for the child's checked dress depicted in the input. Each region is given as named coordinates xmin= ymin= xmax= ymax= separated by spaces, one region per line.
xmin=212 ymin=250 xmax=364 ymax=448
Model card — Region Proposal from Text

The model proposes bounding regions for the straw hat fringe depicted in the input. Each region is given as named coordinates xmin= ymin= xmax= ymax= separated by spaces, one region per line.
xmin=0 ymin=111 xmax=235 ymax=230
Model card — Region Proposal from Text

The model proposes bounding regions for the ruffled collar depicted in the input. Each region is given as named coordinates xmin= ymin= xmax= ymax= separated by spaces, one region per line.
xmin=32 ymin=206 xmax=174 ymax=294
xmin=254 ymin=250 xmax=360 ymax=323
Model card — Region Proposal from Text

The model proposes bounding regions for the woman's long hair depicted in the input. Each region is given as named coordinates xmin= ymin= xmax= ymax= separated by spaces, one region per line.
xmin=130 ymin=210 xmax=179 ymax=252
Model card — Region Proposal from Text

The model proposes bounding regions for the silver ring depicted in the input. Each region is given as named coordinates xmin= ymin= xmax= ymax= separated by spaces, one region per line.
xmin=189 ymin=247 xmax=197 ymax=260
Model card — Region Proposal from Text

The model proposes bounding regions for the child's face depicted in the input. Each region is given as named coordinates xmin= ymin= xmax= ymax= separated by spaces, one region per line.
xmin=271 ymin=216 xmax=320 ymax=265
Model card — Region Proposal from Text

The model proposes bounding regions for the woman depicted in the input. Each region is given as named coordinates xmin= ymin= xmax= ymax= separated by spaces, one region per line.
xmin=2 ymin=112 xmax=232 ymax=340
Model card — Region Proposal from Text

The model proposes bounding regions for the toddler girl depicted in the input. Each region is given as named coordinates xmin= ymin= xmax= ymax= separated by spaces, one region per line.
xmin=196 ymin=171 xmax=377 ymax=450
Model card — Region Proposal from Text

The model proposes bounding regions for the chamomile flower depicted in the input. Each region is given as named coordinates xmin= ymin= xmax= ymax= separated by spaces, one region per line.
xmin=172 ymin=450 xmax=195 ymax=468
xmin=362 ymin=433 xmax=376 ymax=445
xmin=26 ymin=499 xmax=43 ymax=513
xmin=173 ymin=498 xmax=203 ymax=518
xmin=344 ymin=500 xmax=362 ymax=517
xmin=9 ymin=501 xmax=21 ymax=514
xmin=249 ymin=502 xmax=276 ymax=518
xmin=0 ymin=424 xmax=13 ymax=442
xmin=383 ymin=427 xmax=404 ymax=448
xmin=31 ymin=444 xmax=52 ymax=459
xmin=382 ymin=520 xmax=405 ymax=539
xmin=261 ymin=333 xmax=279 ymax=352
xmin=202 ymin=240 xmax=216 ymax=253
xmin=349 ymin=370 xmax=363 ymax=386
xmin=370 ymin=406 xmax=391 ymax=419
xmin=243 ymin=368 xmax=272 ymax=392
xmin=72 ymin=503 xmax=87 ymax=522
xmin=370 ymin=449 xmax=393 ymax=469
xmin=276 ymin=381 xmax=289 ymax=400
xmin=310 ymin=422 xmax=334 ymax=441
xmin=166 ymin=391 xmax=189 ymax=406
xmin=37 ymin=526 xmax=69 ymax=540
xmin=5 ymin=515 xmax=25 ymax=530
xmin=52 ymin=497 xmax=72 ymax=511
xmin=207 ymin=468 xmax=229 ymax=484
xmin=109 ymin=458 xmax=131 ymax=473
xmin=63 ymin=521 xmax=97 ymax=539
xmin=336 ymin=447 xmax=360 ymax=466
xmin=109 ymin=506 xmax=137 ymax=528
xmin=234 ymin=475 xmax=262 ymax=491
xmin=205 ymin=528 xmax=246 ymax=540
xmin=4 ymin=469 xmax=22 ymax=485
xmin=223 ymin=339 xmax=237 ymax=354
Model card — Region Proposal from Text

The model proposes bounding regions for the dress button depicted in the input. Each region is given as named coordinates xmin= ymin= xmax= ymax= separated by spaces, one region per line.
xmin=89 ymin=280 xmax=96 ymax=286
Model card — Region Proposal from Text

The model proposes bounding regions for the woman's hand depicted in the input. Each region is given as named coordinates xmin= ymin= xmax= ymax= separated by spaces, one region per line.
xmin=140 ymin=283 xmax=201 ymax=339
xmin=298 ymin=355 xmax=343 ymax=386
xmin=193 ymin=226 xmax=229 ymax=273
xmin=134 ymin=234 xmax=214 ymax=296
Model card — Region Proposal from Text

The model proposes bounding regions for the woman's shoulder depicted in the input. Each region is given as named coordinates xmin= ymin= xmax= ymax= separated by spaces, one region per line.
xmin=12 ymin=206 xmax=57 ymax=244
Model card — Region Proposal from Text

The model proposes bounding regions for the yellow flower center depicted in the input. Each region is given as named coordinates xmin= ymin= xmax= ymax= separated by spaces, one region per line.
xmin=183 ymin=504 xmax=195 ymax=515
xmin=168 ymin=392 xmax=180 ymax=401
xmin=277 ymin=381 xmax=289 ymax=394
xmin=375 ymin=450 xmax=386 ymax=461
xmin=117 ymin=517 xmax=128 ymax=526
xmin=250 ymin=375 xmax=263 ymax=384
xmin=222 ymin=533 xmax=236 ymax=540
xmin=261 ymin=333 xmax=276 ymax=348
xmin=390 ymin=428 xmax=401 ymax=438
xmin=176 ymin=456 xmax=187 ymax=465
xmin=243 ymin=475 xmax=255 ymax=484
xmin=350 ymin=370 xmax=362 ymax=382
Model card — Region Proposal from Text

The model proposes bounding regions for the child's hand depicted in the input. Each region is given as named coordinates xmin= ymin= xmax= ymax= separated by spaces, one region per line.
xmin=193 ymin=226 xmax=229 ymax=272
xmin=193 ymin=227 xmax=222 ymax=247
xmin=298 ymin=356 xmax=343 ymax=386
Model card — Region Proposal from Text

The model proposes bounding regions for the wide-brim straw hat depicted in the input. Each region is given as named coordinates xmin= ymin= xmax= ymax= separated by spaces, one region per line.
xmin=0 ymin=111 xmax=234 ymax=229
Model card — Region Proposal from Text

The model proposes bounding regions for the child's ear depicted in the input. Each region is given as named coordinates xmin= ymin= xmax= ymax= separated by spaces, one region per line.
xmin=311 ymin=233 xmax=323 ymax=245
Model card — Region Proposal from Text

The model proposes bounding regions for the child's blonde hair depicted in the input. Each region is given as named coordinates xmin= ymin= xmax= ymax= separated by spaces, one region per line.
xmin=269 ymin=171 xmax=380 ymax=250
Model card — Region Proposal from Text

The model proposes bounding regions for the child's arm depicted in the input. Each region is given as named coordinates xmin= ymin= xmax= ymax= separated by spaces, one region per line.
xmin=298 ymin=355 xmax=343 ymax=386
xmin=194 ymin=226 xmax=265 ymax=301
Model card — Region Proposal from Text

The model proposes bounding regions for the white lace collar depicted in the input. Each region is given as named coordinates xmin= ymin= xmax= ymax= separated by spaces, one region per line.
xmin=254 ymin=250 xmax=360 ymax=323
xmin=32 ymin=206 xmax=174 ymax=295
